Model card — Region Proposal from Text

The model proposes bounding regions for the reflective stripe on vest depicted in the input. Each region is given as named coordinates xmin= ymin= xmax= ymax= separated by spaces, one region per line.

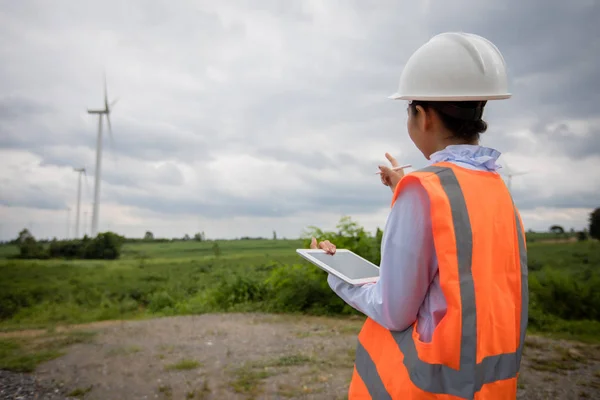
xmin=354 ymin=165 xmax=528 ymax=399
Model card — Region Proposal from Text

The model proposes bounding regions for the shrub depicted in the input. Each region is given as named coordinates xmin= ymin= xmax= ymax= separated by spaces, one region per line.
xmin=148 ymin=291 xmax=175 ymax=313
xmin=15 ymin=232 xmax=125 ymax=260
xmin=302 ymin=216 xmax=381 ymax=264
xmin=265 ymin=264 xmax=357 ymax=315
xmin=206 ymin=273 xmax=267 ymax=310
xmin=18 ymin=237 xmax=47 ymax=260
xmin=528 ymin=268 xmax=600 ymax=321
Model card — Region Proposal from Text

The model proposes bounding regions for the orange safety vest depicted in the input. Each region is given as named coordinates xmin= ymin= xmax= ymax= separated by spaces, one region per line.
xmin=348 ymin=162 xmax=528 ymax=400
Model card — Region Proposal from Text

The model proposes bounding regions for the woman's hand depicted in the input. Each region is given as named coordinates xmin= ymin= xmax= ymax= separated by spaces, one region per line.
xmin=310 ymin=237 xmax=336 ymax=255
xmin=378 ymin=153 xmax=405 ymax=192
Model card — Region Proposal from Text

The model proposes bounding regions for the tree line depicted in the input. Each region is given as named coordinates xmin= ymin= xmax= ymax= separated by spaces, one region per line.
xmin=5 ymin=207 xmax=599 ymax=261
xmin=12 ymin=229 xmax=125 ymax=260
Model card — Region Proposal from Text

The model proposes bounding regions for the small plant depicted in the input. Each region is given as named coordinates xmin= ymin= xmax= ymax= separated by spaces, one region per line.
xmin=67 ymin=385 xmax=93 ymax=398
xmin=212 ymin=241 xmax=221 ymax=257
xmin=158 ymin=384 xmax=172 ymax=399
xmin=165 ymin=358 xmax=202 ymax=371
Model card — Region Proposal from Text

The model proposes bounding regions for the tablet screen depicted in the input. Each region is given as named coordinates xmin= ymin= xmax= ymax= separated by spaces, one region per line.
xmin=308 ymin=251 xmax=379 ymax=280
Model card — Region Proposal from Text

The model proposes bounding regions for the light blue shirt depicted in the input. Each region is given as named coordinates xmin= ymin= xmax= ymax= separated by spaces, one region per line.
xmin=327 ymin=145 xmax=502 ymax=342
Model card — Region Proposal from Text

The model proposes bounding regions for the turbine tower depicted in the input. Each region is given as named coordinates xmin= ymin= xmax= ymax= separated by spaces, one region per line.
xmin=66 ymin=207 xmax=71 ymax=239
xmin=83 ymin=210 xmax=89 ymax=237
xmin=73 ymin=167 xmax=87 ymax=238
xmin=87 ymin=74 xmax=118 ymax=237
xmin=501 ymin=161 xmax=528 ymax=193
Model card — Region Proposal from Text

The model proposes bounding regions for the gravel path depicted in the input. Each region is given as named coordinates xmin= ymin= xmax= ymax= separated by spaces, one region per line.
xmin=0 ymin=370 xmax=69 ymax=400
xmin=1 ymin=313 xmax=599 ymax=399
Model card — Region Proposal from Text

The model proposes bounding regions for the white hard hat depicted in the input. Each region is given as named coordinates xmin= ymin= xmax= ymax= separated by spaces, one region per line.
xmin=389 ymin=32 xmax=511 ymax=101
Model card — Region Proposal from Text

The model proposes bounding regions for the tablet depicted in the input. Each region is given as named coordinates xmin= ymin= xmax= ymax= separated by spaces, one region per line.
xmin=296 ymin=249 xmax=380 ymax=285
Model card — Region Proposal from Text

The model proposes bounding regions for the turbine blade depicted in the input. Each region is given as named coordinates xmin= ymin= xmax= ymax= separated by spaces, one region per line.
xmin=107 ymin=114 xmax=113 ymax=143
xmin=110 ymin=97 xmax=119 ymax=109
xmin=104 ymin=72 xmax=109 ymax=111
xmin=84 ymin=170 xmax=92 ymax=197
xmin=106 ymin=114 xmax=117 ymax=165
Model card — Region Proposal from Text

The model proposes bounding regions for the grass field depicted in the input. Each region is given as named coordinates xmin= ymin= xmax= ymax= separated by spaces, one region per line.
xmin=1 ymin=237 xmax=599 ymax=343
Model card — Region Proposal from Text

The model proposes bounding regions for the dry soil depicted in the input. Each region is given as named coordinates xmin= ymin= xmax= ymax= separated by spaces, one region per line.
xmin=2 ymin=313 xmax=600 ymax=399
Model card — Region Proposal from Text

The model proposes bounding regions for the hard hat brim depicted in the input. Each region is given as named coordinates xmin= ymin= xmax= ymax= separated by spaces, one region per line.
xmin=388 ymin=93 xmax=512 ymax=101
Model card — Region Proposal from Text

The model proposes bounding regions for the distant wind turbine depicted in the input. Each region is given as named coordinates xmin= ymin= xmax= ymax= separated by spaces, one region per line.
xmin=87 ymin=74 xmax=119 ymax=237
xmin=501 ymin=161 xmax=529 ymax=193
xmin=73 ymin=167 xmax=89 ymax=238
xmin=66 ymin=207 xmax=71 ymax=239
xmin=83 ymin=210 xmax=89 ymax=237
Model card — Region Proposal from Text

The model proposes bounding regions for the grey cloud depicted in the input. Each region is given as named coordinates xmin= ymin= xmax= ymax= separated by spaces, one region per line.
xmin=537 ymin=123 xmax=600 ymax=160
xmin=112 ymin=175 xmax=388 ymax=219
xmin=0 ymin=0 xmax=599 ymax=232
xmin=255 ymin=147 xmax=377 ymax=171
xmin=512 ymin=187 xmax=599 ymax=211
xmin=425 ymin=0 xmax=600 ymax=121
xmin=0 ymin=95 xmax=52 ymax=120
xmin=0 ymin=184 xmax=66 ymax=210
xmin=154 ymin=163 xmax=185 ymax=186
xmin=484 ymin=119 xmax=600 ymax=161
xmin=35 ymin=146 xmax=185 ymax=189
xmin=0 ymin=111 xmax=215 ymax=166
xmin=112 ymin=191 xmax=297 ymax=219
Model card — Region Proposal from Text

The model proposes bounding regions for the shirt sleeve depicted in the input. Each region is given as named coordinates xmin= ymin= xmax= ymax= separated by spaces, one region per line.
xmin=327 ymin=179 xmax=435 ymax=331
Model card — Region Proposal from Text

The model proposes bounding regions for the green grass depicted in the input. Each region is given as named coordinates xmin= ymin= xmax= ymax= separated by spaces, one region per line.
xmin=525 ymin=231 xmax=577 ymax=242
xmin=0 ymin=330 xmax=97 ymax=372
xmin=1 ymin=238 xmax=599 ymax=344
xmin=68 ymin=385 xmax=93 ymax=398
xmin=165 ymin=358 xmax=202 ymax=370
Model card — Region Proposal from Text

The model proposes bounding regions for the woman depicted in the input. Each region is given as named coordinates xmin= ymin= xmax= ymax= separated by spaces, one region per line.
xmin=311 ymin=32 xmax=528 ymax=399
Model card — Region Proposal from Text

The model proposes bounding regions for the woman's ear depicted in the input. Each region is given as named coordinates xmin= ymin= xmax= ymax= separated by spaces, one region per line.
xmin=415 ymin=105 xmax=429 ymax=133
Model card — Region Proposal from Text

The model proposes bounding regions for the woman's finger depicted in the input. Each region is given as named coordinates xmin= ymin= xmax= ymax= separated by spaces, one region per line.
xmin=379 ymin=166 xmax=391 ymax=186
xmin=319 ymin=240 xmax=336 ymax=254
xmin=385 ymin=152 xmax=399 ymax=168
xmin=310 ymin=237 xmax=318 ymax=249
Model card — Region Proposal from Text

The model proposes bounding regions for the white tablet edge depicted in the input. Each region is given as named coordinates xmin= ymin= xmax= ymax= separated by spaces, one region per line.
xmin=296 ymin=248 xmax=380 ymax=285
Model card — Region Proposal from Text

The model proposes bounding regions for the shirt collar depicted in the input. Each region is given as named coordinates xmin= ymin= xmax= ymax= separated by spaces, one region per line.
xmin=428 ymin=144 xmax=502 ymax=171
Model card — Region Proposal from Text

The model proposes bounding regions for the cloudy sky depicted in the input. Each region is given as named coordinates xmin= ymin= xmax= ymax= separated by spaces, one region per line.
xmin=1 ymin=0 xmax=599 ymax=241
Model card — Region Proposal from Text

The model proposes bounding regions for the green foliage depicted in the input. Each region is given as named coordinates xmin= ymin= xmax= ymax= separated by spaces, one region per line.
xmin=302 ymin=216 xmax=382 ymax=264
xmin=18 ymin=236 xmax=48 ymax=259
xmin=15 ymin=231 xmax=125 ymax=260
xmin=590 ymin=207 xmax=600 ymax=240
xmin=1 ymin=223 xmax=599 ymax=343
xmin=528 ymin=268 xmax=600 ymax=321
xmin=194 ymin=232 xmax=205 ymax=241
xmin=206 ymin=272 xmax=267 ymax=310
xmin=265 ymin=264 xmax=356 ymax=315
xmin=0 ymin=331 xmax=97 ymax=372
xmin=212 ymin=241 xmax=222 ymax=257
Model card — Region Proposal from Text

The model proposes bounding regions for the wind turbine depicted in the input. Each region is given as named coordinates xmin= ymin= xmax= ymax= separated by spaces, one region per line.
xmin=66 ymin=207 xmax=71 ymax=239
xmin=87 ymin=74 xmax=118 ymax=237
xmin=83 ymin=210 xmax=89 ymax=237
xmin=73 ymin=167 xmax=88 ymax=238
xmin=501 ymin=161 xmax=529 ymax=193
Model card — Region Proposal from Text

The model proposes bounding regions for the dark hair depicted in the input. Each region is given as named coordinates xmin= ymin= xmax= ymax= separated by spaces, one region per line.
xmin=408 ymin=100 xmax=488 ymax=142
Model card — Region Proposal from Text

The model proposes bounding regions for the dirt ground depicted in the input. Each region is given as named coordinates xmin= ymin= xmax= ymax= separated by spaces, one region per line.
xmin=3 ymin=313 xmax=600 ymax=399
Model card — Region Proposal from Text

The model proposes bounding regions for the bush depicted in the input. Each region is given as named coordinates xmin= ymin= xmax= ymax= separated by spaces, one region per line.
xmin=205 ymin=273 xmax=267 ymax=310
xmin=528 ymin=268 xmax=600 ymax=321
xmin=16 ymin=232 xmax=125 ymax=260
xmin=18 ymin=237 xmax=47 ymax=260
xmin=148 ymin=291 xmax=175 ymax=313
xmin=302 ymin=216 xmax=381 ymax=264
xmin=265 ymin=264 xmax=356 ymax=315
